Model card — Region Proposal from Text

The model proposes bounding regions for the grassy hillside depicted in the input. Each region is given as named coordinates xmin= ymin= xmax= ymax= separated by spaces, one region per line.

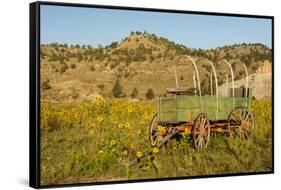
xmin=40 ymin=32 xmax=272 ymax=101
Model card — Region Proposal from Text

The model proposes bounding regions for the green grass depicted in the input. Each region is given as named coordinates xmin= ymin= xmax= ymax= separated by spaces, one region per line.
xmin=40 ymin=99 xmax=272 ymax=185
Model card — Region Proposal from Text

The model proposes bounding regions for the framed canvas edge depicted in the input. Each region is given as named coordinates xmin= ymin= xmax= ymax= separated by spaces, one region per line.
xmin=30 ymin=1 xmax=41 ymax=189
xmin=29 ymin=1 xmax=275 ymax=189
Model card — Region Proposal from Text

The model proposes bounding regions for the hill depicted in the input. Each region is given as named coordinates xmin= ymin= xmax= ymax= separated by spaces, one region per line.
xmin=40 ymin=31 xmax=272 ymax=101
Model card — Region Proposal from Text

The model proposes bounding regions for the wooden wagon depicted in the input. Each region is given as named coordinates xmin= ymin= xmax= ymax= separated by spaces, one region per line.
xmin=149 ymin=55 xmax=256 ymax=149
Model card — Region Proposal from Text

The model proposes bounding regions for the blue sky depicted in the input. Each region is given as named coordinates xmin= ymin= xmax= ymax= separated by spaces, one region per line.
xmin=40 ymin=5 xmax=272 ymax=49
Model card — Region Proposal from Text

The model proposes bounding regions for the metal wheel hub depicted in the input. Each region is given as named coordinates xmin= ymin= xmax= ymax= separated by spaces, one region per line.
xmin=241 ymin=120 xmax=248 ymax=130
xmin=199 ymin=124 xmax=207 ymax=136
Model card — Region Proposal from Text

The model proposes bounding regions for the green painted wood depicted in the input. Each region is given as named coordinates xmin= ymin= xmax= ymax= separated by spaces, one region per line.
xmin=158 ymin=94 xmax=251 ymax=122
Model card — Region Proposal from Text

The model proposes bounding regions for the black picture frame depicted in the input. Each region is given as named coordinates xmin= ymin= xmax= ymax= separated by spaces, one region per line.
xmin=30 ymin=1 xmax=274 ymax=188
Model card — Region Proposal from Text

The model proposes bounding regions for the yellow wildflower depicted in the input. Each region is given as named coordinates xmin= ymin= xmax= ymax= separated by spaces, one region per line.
xmin=127 ymin=107 xmax=133 ymax=113
xmin=118 ymin=124 xmax=123 ymax=128
xmin=89 ymin=129 xmax=94 ymax=135
xmin=110 ymin=140 xmax=116 ymax=145
xmin=184 ymin=128 xmax=190 ymax=133
xmin=136 ymin=151 xmax=142 ymax=158
xmin=125 ymin=123 xmax=130 ymax=128
xmin=160 ymin=127 xmax=166 ymax=133
xmin=97 ymin=116 xmax=103 ymax=122
xmin=111 ymin=148 xmax=116 ymax=153
xmin=95 ymin=97 xmax=101 ymax=102
xmin=153 ymin=147 xmax=159 ymax=154
xmin=130 ymin=143 xmax=135 ymax=149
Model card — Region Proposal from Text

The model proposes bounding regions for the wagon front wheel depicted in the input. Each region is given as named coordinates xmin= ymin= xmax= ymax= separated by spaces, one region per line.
xmin=149 ymin=114 xmax=161 ymax=146
xmin=228 ymin=107 xmax=255 ymax=139
xmin=193 ymin=113 xmax=210 ymax=150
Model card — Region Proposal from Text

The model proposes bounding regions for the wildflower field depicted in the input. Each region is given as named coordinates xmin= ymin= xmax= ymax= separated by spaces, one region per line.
xmin=40 ymin=98 xmax=272 ymax=185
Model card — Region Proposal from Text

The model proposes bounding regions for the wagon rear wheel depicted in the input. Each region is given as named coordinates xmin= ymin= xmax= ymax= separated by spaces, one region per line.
xmin=193 ymin=113 xmax=210 ymax=150
xmin=149 ymin=114 xmax=161 ymax=146
xmin=227 ymin=107 xmax=255 ymax=139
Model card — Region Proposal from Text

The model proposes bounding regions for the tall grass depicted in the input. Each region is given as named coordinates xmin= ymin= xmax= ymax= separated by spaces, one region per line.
xmin=40 ymin=99 xmax=272 ymax=185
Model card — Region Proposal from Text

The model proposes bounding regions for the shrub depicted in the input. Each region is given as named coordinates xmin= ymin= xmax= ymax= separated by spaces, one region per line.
xmin=109 ymin=41 xmax=118 ymax=49
xmin=42 ymin=80 xmax=51 ymax=90
xmin=124 ymin=72 xmax=130 ymax=78
xmin=180 ymin=74 xmax=184 ymax=80
xmin=60 ymin=64 xmax=68 ymax=74
xmin=110 ymin=63 xmax=117 ymax=69
xmin=131 ymin=88 xmax=138 ymax=98
xmin=112 ymin=79 xmax=122 ymax=98
xmin=70 ymin=64 xmax=76 ymax=69
xmin=97 ymin=84 xmax=105 ymax=91
xmin=90 ymin=66 xmax=95 ymax=72
xmin=77 ymin=53 xmax=83 ymax=62
xmin=145 ymin=88 xmax=155 ymax=100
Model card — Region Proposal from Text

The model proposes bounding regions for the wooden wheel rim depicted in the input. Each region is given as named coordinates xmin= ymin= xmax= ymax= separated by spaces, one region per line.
xmin=193 ymin=113 xmax=210 ymax=149
xmin=228 ymin=107 xmax=255 ymax=139
xmin=149 ymin=114 xmax=160 ymax=145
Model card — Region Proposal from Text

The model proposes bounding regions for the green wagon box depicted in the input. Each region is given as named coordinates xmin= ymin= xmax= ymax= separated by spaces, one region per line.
xmin=157 ymin=94 xmax=251 ymax=123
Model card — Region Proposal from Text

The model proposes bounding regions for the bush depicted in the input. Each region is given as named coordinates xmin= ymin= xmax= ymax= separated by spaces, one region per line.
xmin=60 ymin=64 xmax=68 ymax=74
xmin=70 ymin=64 xmax=76 ymax=69
xmin=77 ymin=53 xmax=83 ymax=62
xmin=97 ymin=84 xmax=105 ymax=91
xmin=42 ymin=80 xmax=51 ymax=90
xmin=109 ymin=41 xmax=118 ymax=49
xmin=131 ymin=88 xmax=138 ymax=98
xmin=124 ymin=72 xmax=130 ymax=78
xmin=145 ymin=89 xmax=155 ymax=100
xmin=180 ymin=74 xmax=184 ymax=80
xmin=90 ymin=66 xmax=95 ymax=72
xmin=112 ymin=79 xmax=122 ymax=98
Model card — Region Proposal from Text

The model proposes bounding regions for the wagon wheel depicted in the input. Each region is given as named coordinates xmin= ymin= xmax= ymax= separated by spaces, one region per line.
xmin=227 ymin=107 xmax=255 ymax=139
xmin=193 ymin=113 xmax=210 ymax=150
xmin=149 ymin=114 xmax=161 ymax=146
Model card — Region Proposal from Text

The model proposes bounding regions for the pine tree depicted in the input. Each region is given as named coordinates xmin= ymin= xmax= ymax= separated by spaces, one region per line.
xmin=112 ymin=79 xmax=122 ymax=98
